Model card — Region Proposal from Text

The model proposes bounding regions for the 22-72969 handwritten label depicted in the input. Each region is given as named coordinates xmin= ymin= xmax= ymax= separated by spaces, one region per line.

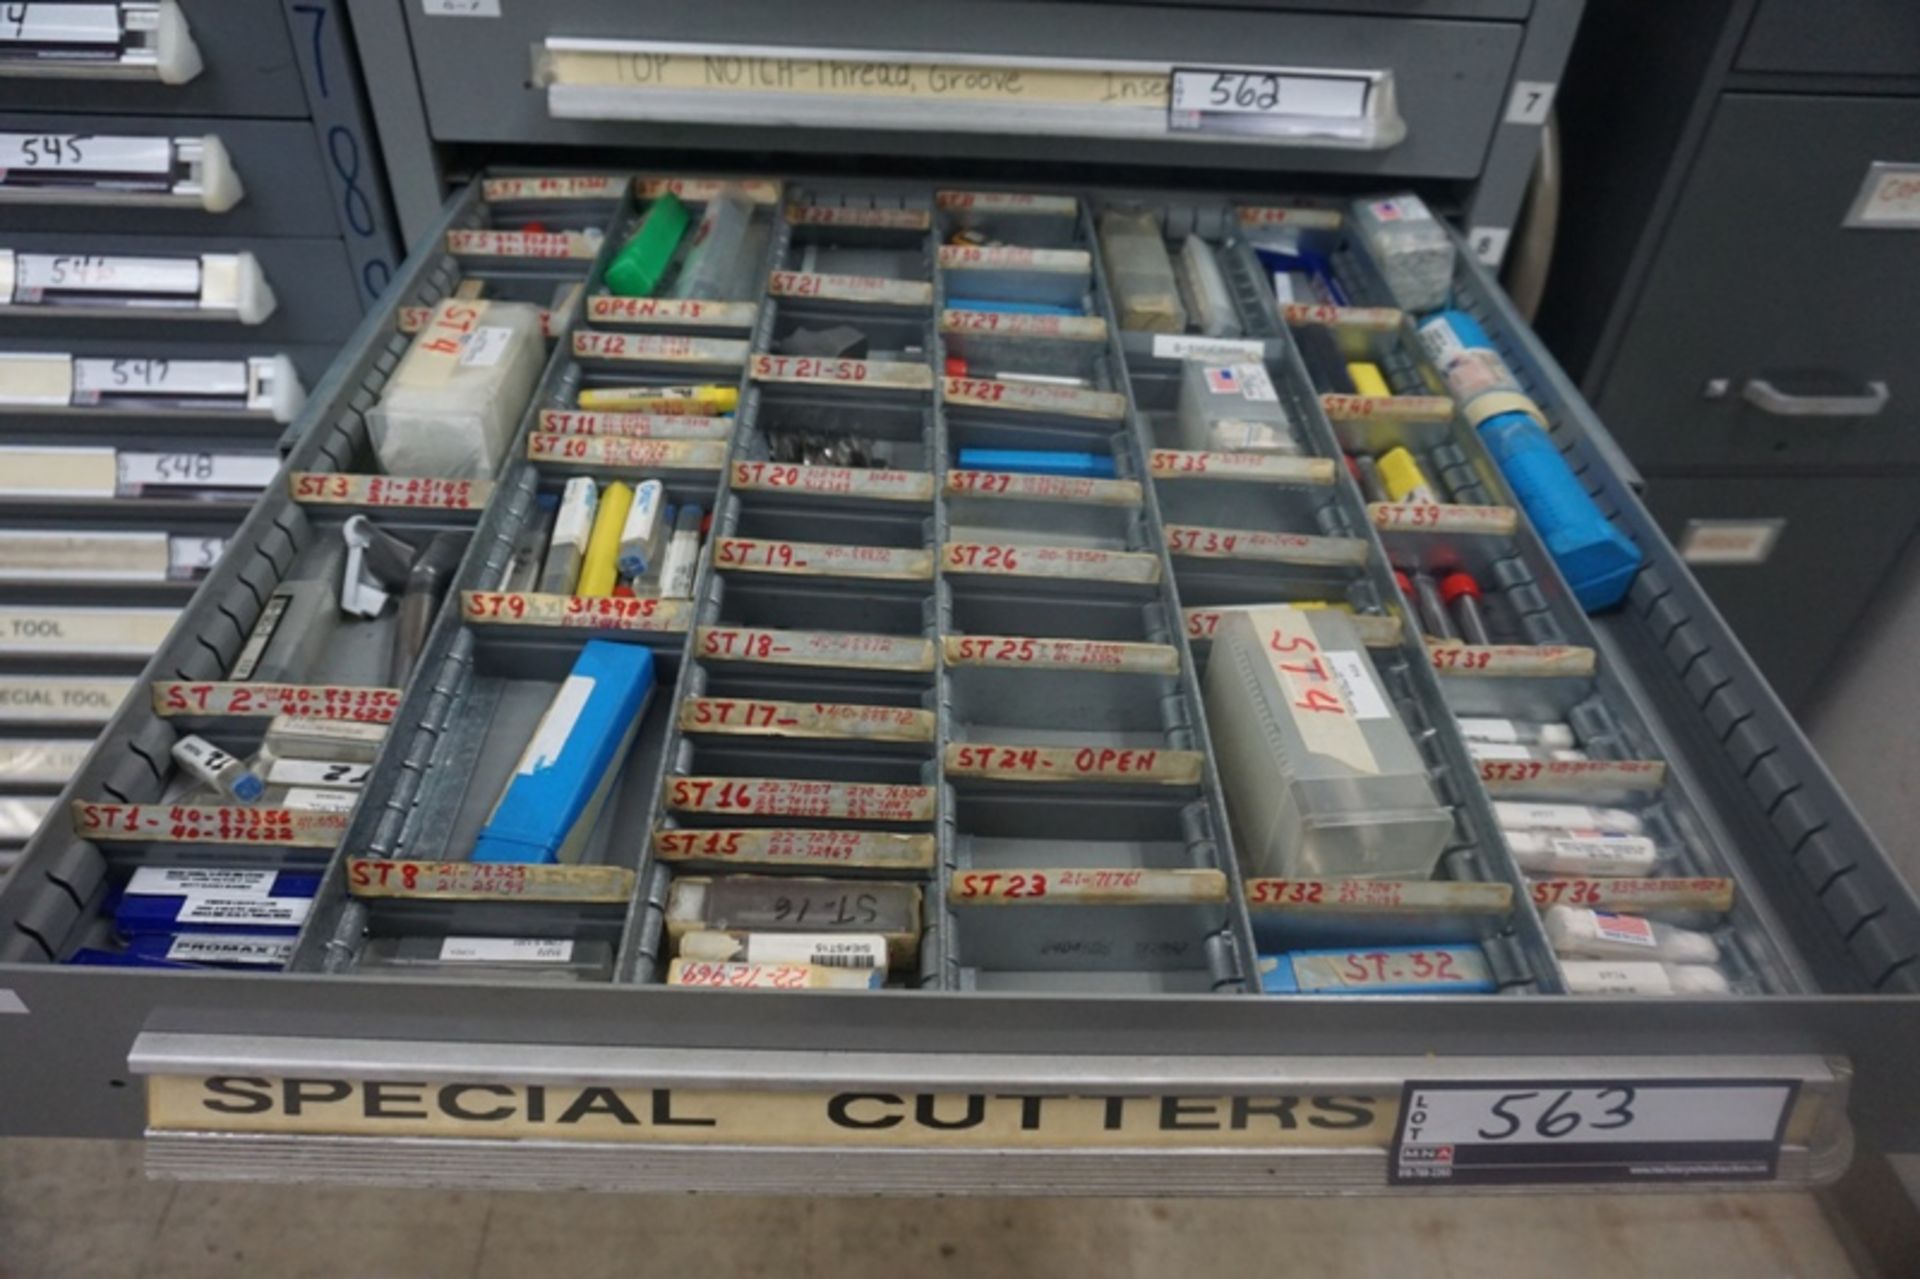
xmin=1391 ymin=1079 xmax=1797 ymax=1186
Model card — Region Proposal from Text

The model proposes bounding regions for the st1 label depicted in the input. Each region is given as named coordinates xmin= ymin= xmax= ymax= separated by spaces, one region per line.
xmin=1391 ymin=1079 xmax=1797 ymax=1186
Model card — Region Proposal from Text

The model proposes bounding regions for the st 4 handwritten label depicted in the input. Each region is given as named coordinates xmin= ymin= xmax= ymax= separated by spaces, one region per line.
xmin=653 ymin=827 xmax=935 ymax=869
xmin=462 ymin=591 xmax=690 ymax=634
xmin=347 ymin=858 xmax=633 ymax=903
xmin=1429 ymin=644 xmax=1597 ymax=677
xmin=944 ymin=743 xmax=1203 ymax=785
xmin=715 ymin=537 xmax=932 ymax=581
xmin=679 ymin=697 xmax=935 ymax=743
xmin=289 ymin=472 xmax=490 ymax=510
xmin=152 ymin=682 xmax=400 ymax=723
xmin=1530 ymin=878 xmax=1734 ymax=913
xmin=942 ymin=634 xmax=1179 ymax=675
xmin=666 ymin=776 xmax=936 ymax=823
xmin=1393 ymin=1080 xmax=1797 ymax=1186
xmin=696 ymin=626 xmax=934 ymax=672
xmin=943 ymin=541 xmax=1160 ymax=584
xmin=732 ymin=461 xmax=933 ymax=503
xmin=952 ymin=868 xmax=1226 ymax=904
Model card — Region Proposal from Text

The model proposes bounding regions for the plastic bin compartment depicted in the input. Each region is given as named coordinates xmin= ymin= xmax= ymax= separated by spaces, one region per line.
xmin=950 ymin=793 xmax=1231 ymax=989
xmin=1099 ymin=205 xmax=1279 ymax=349
xmin=938 ymin=193 xmax=1092 ymax=313
xmin=447 ymin=187 xmax=611 ymax=267
xmin=1178 ymin=571 xmax=1400 ymax=676
xmin=720 ymin=496 xmax=932 ymax=592
xmin=0 ymin=501 xmax=238 ymax=603
xmin=392 ymin=634 xmax=678 ymax=876
xmin=766 ymin=305 xmax=930 ymax=371
xmin=941 ymin=324 xmax=1117 ymax=391
xmin=595 ymin=186 xmax=772 ymax=309
xmin=778 ymin=206 xmax=933 ymax=290
xmin=702 ymin=577 xmax=936 ymax=687
xmin=196 ymin=507 xmax=474 ymax=694
xmin=1396 ymin=555 xmax=1579 ymax=653
xmin=942 ymin=417 xmax=1140 ymax=547
xmin=683 ymin=664 xmax=936 ymax=759
xmin=741 ymin=397 xmax=931 ymax=477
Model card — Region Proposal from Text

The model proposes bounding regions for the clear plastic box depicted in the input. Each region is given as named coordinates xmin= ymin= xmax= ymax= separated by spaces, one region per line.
xmin=1097 ymin=208 xmax=1187 ymax=333
xmin=1176 ymin=358 xmax=1301 ymax=454
xmin=1350 ymin=193 xmax=1455 ymax=313
xmin=1204 ymin=605 xmax=1452 ymax=879
xmin=367 ymin=298 xmax=545 ymax=479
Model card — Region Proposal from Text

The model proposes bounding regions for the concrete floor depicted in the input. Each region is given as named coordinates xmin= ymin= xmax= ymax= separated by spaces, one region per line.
xmin=0 ymin=1138 xmax=1860 ymax=1279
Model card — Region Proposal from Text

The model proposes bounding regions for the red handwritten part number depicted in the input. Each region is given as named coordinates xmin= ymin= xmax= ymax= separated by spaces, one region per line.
xmin=1249 ymin=880 xmax=1326 ymax=906
xmin=952 ymin=745 xmax=1049 ymax=772
xmin=956 ymin=871 xmax=1048 ymax=900
xmin=656 ymin=829 xmax=745 ymax=857
xmin=718 ymin=540 xmax=798 ymax=569
xmin=1479 ymin=759 xmax=1544 ymax=782
xmin=689 ymin=700 xmax=790 ymax=729
xmin=1170 ymin=527 xmax=1239 ymax=555
xmin=1342 ymin=950 xmax=1459 ymax=984
xmin=1431 ymin=646 xmax=1493 ymax=671
xmin=949 ymin=470 xmax=1013 ymax=493
xmin=946 ymin=543 xmax=1020 ymax=571
xmin=701 ymin=629 xmax=779 ymax=659
xmin=566 ymin=595 xmax=660 ymax=622
xmin=1268 ymin=626 xmax=1345 ymax=715
xmin=467 ymin=592 xmax=528 ymax=620
xmin=952 ymin=636 xmax=1036 ymax=663
xmin=734 ymin=462 xmax=804 ymax=488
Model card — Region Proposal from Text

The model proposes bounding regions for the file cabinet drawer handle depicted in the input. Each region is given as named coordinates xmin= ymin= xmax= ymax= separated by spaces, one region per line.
xmin=1741 ymin=377 xmax=1889 ymax=418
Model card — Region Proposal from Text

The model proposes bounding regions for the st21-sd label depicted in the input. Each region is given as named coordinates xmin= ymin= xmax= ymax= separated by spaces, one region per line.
xmin=1392 ymin=1079 xmax=1798 ymax=1187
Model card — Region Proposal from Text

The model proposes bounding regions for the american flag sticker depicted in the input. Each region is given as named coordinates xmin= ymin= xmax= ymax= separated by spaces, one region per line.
xmin=1205 ymin=366 xmax=1241 ymax=395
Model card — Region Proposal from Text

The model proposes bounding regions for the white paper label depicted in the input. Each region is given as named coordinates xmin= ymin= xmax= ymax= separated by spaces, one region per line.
xmin=16 ymin=253 xmax=202 ymax=298
xmin=1 ymin=5 xmax=123 ymax=44
xmin=128 ymin=867 xmax=278 ymax=898
xmin=421 ymin=0 xmax=499 ymax=14
xmin=439 ymin=937 xmax=575 ymax=963
xmin=175 ymin=896 xmax=311 ymax=927
xmin=1680 ymin=519 xmax=1783 ymax=567
xmin=168 ymin=536 xmax=225 ymax=575
xmin=520 ymin=675 xmax=593 ymax=774
xmin=0 ymin=133 xmax=172 ymax=175
xmin=1151 ymin=334 xmax=1265 ymax=361
xmin=1168 ymin=69 xmax=1369 ymax=120
xmin=1324 ymin=650 xmax=1391 ymax=721
xmin=281 ymin=787 xmax=358 ymax=814
xmin=118 ymin=452 xmax=278 ymax=490
xmin=1504 ymin=80 xmax=1557 ymax=126
xmin=266 ymin=758 xmax=372 ymax=788
xmin=74 ymin=357 xmax=247 ymax=399
xmin=1469 ymin=227 xmax=1512 ymax=267
xmin=0 ymin=675 xmax=129 ymax=722
xmin=1849 ymin=163 xmax=1920 ymax=228
xmin=459 ymin=325 xmax=515 ymax=368
xmin=165 ymin=935 xmax=294 ymax=966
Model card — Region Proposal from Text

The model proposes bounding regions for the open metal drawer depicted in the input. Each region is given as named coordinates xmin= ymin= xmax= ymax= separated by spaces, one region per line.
xmin=1 ymin=175 xmax=1915 ymax=1197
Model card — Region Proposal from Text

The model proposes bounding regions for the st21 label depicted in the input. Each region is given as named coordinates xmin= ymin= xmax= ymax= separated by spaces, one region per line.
xmin=1391 ymin=1079 xmax=1797 ymax=1186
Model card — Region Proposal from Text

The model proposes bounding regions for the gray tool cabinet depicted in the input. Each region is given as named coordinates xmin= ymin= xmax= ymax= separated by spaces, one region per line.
xmin=0 ymin=1 xmax=402 ymax=870
xmin=2 ymin=0 xmax=1919 ymax=1213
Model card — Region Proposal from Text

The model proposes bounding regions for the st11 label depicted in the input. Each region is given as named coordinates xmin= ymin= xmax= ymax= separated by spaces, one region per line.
xmin=1392 ymin=1080 xmax=1797 ymax=1186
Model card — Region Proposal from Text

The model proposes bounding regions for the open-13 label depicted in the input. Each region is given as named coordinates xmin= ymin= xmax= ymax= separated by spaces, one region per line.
xmin=1392 ymin=1079 xmax=1797 ymax=1186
